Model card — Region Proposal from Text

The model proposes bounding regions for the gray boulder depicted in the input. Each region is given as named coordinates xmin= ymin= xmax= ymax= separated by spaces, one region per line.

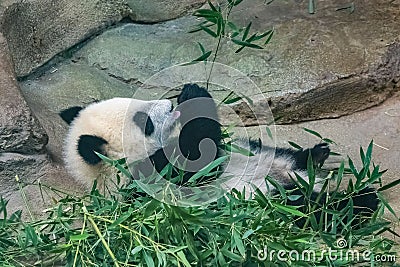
xmin=1 ymin=0 xmax=134 ymax=77
xmin=126 ymin=0 xmax=205 ymax=22
xmin=68 ymin=0 xmax=400 ymax=125
xmin=0 ymin=32 xmax=50 ymax=201
xmin=0 ymin=33 xmax=47 ymax=154
xmin=0 ymin=0 xmax=205 ymax=77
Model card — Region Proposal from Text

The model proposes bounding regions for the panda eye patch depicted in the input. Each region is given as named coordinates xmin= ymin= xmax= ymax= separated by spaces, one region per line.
xmin=133 ymin=111 xmax=155 ymax=136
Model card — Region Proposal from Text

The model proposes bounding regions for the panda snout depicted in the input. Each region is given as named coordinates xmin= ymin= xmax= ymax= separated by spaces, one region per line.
xmin=172 ymin=110 xmax=180 ymax=120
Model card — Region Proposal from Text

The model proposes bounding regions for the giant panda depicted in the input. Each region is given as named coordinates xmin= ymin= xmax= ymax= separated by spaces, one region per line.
xmin=60 ymin=84 xmax=378 ymax=223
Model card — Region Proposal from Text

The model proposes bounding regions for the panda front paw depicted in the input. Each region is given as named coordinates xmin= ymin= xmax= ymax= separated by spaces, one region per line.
xmin=177 ymin=84 xmax=211 ymax=104
xmin=310 ymin=143 xmax=330 ymax=166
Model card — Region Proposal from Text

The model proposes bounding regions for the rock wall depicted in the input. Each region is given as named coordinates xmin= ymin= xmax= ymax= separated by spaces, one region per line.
xmin=0 ymin=33 xmax=48 ymax=197
xmin=0 ymin=0 xmax=206 ymax=77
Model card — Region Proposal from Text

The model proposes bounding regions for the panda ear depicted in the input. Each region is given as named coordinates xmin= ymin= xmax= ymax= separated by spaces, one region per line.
xmin=59 ymin=106 xmax=83 ymax=124
xmin=133 ymin=111 xmax=154 ymax=136
xmin=77 ymin=135 xmax=108 ymax=165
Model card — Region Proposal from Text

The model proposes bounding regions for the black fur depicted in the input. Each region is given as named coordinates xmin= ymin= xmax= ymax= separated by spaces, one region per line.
xmin=133 ymin=84 xmax=221 ymax=184
xmin=77 ymin=135 xmax=108 ymax=165
xmin=177 ymin=83 xmax=213 ymax=104
xmin=60 ymin=106 xmax=83 ymax=124
xmin=176 ymin=84 xmax=221 ymax=182
xmin=279 ymin=143 xmax=378 ymax=228
xmin=133 ymin=111 xmax=155 ymax=136
xmin=271 ymin=143 xmax=330 ymax=171
xmin=247 ymin=138 xmax=263 ymax=154
xmin=293 ymin=143 xmax=330 ymax=169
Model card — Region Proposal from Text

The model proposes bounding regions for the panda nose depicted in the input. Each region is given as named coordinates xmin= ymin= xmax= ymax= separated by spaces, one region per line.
xmin=170 ymin=103 xmax=174 ymax=112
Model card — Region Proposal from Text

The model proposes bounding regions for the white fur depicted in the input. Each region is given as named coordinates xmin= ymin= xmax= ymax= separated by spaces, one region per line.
xmin=64 ymin=98 xmax=176 ymax=192
xmin=221 ymin=140 xmax=322 ymax=197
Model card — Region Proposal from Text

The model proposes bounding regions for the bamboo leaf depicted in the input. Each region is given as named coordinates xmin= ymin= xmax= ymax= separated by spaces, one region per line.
xmin=177 ymin=251 xmax=191 ymax=267
xmin=224 ymin=142 xmax=254 ymax=156
xmin=266 ymin=126 xmax=273 ymax=140
xmin=221 ymin=248 xmax=243 ymax=261
xmin=242 ymin=22 xmax=252 ymax=41
xmin=288 ymin=141 xmax=302 ymax=150
xmin=250 ymin=29 xmax=273 ymax=41
xmin=208 ymin=0 xmax=217 ymax=11
xmin=181 ymin=50 xmax=212 ymax=66
xmin=200 ymin=24 xmax=218 ymax=37
xmin=233 ymin=0 xmax=244 ymax=6
xmin=272 ymin=202 xmax=306 ymax=217
xmin=264 ymin=29 xmax=274 ymax=45
xmin=232 ymin=39 xmax=263 ymax=50
xmin=303 ymin=127 xmax=322 ymax=139
xmin=69 ymin=233 xmax=90 ymax=241
xmin=378 ymin=178 xmax=400 ymax=192
xmin=187 ymin=156 xmax=228 ymax=184
xmin=143 ymin=251 xmax=155 ymax=267
xmin=233 ymin=230 xmax=245 ymax=257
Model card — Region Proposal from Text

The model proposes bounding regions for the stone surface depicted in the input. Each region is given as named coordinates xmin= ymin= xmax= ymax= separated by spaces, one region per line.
xmin=64 ymin=0 xmax=399 ymax=125
xmin=0 ymin=153 xmax=48 ymax=197
xmin=0 ymin=0 xmax=133 ymax=77
xmin=0 ymin=33 xmax=48 ymax=154
xmin=0 ymin=32 xmax=54 ymax=205
xmin=126 ymin=0 xmax=205 ymax=22
xmin=0 ymin=0 xmax=206 ymax=77
xmin=5 ymin=162 xmax=84 ymax=220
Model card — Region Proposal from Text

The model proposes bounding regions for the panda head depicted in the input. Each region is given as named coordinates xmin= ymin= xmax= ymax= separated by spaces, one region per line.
xmin=60 ymin=98 xmax=180 ymax=188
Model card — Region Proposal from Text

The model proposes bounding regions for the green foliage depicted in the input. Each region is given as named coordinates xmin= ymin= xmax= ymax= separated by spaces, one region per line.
xmin=186 ymin=0 xmax=274 ymax=87
xmin=190 ymin=1 xmax=274 ymax=53
xmin=0 ymin=138 xmax=398 ymax=266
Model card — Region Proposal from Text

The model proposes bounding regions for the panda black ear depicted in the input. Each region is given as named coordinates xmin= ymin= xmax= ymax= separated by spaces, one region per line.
xmin=77 ymin=135 xmax=108 ymax=165
xmin=59 ymin=106 xmax=83 ymax=124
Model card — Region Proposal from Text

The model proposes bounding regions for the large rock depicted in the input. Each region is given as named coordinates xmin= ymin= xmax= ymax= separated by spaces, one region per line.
xmin=65 ymin=0 xmax=398 ymax=125
xmin=0 ymin=0 xmax=133 ymax=77
xmin=0 ymin=153 xmax=48 ymax=197
xmin=18 ymin=0 xmax=400 ymax=162
xmin=0 ymin=33 xmax=47 ymax=154
xmin=225 ymin=0 xmax=400 ymax=124
xmin=0 ymin=0 xmax=206 ymax=77
xmin=0 ymin=32 xmax=51 ymax=204
xmin=126 ymin=0 xmax=205 ymax=23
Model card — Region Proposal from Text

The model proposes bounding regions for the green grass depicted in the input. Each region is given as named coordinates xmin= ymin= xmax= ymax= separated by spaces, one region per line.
xmin=0 ymin=141 xmax=399 ymax=266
